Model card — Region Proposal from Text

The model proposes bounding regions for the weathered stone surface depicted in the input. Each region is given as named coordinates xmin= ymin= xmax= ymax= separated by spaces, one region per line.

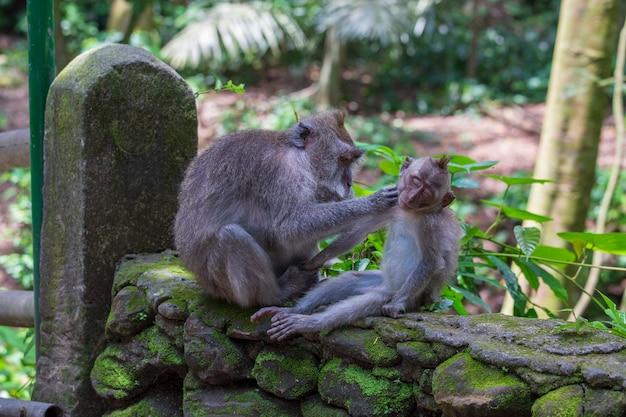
xmin=515 ymin=366 xmax=582 ymax=395
xmin=397 ymin=341 xmax=440 ymax=368
xmin=531 ymin=384 xmax=626 ymax=417
xmin=252 ymin=346 xmax=319 ymax=399
xmin=318 ymin=358 xmax=414 ymax=417
xmin=183 ymin=373 xmax=301 ymax=417
xmin=321 ymin=328 xmax=400 ymax=367
xmin=90 ymin=254 xmax=626 ymax=417
xmin=372 ymin=316 xmax=426 ymax=345
xmin=184 ymin=313 xmax=253 ymax=384
xmin=103 ymin=386 xmax=182 ymax=417
xmin=35 ymin=43 xmax=197 ymax=417
xmin=106 ymin=286 xmax=153 ymax=338
xmin=413 ymin=377 xmax=441 ymax=417
xmin=432 ymin=352 xmax=533 ymax=417
xmin=300 ymin=395 xmax=350 ymax=417
xmin=155 ymin=315 xmax=186 ymax=349
xmin=91 ymin=325 xmax=186 ymax=401
xmin=228 ymin=314 xmax=274 ymax=341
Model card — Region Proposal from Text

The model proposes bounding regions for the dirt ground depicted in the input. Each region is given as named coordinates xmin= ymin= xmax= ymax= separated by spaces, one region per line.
xmin=0 ymin=70 xmax=620 ymax=290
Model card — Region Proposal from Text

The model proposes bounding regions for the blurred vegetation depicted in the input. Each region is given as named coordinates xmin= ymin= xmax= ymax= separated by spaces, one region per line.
xmin=1 ymin=0 xmax=559 ymax=113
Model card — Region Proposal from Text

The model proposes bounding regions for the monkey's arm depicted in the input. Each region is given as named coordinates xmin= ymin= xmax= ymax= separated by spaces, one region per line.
xmin=280 ymin=186 xmax=398 ymax=245
xmin=304 ymin=211 xmax=394 ymax=270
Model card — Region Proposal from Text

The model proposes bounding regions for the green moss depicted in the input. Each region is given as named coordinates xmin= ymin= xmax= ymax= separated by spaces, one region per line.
xmin=363 ymin=333 xmax=399 ymax=364
xmin=397 ymin=341 xmax=440 ymax=368
xmin=433 ymin=352 xmax=534 ymax=413
xmin=135 ymin=325 xmax=184 ymax=366
xmin=531 ymin=385 xmax=583 ymax=417
xmin=105 ymin=401 xmax=154 ymax=417
xmin=113 ymin=252 xmax=192 ymax=295
xmin=222 ymin=391 xmax=297 ymax=417
xmin=373 ymin=317 xmax=426 ymax=344
xmin=323 ymin=329 xmax=399 ymax=366
xmin=300 ymin=395 xmax=349 ymax=417
xmin=371 ymin=365 xmax=401 ymax=380
xmin=252 ymin=348 xmax=319 ymax=399
xmin=321 ymin=358 xmax=413 ymax=416
xmin=91 ymin=347 xmax=138 ymax=400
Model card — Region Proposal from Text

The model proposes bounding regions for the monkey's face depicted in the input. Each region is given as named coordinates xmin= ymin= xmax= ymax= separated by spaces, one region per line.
xmin=398 ymin=157 xmax=452 ymax=212
xmin=295 ymin=111 xmax=363 ymax=201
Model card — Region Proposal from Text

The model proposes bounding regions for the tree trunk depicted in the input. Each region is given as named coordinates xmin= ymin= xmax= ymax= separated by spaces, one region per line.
xmin=314 ymin=26 xmax=344 ymax=109
xmin=53 ymin=0 xmax=71 ymax=71
xmin=106 ymin=0 xmax=153 ymax=44
xmin=521 ymin=0 xmax=622 ymax=316
xmin=0 ymin=128 xmax=30 ymax=171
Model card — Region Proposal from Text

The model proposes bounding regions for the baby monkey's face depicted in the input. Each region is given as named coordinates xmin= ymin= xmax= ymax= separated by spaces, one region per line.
xmin=398 ymin=157 xmax=452 ymax=213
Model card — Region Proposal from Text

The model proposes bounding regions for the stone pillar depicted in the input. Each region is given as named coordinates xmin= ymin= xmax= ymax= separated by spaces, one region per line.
xmin=33 ymin=44 xmax=197 ymax=417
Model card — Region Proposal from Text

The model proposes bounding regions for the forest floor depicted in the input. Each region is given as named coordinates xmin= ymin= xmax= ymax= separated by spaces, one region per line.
xmin=0 ymin=69 xmax=621 ymax=292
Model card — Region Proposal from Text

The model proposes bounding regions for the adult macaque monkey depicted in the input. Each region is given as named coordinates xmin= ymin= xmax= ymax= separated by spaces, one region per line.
xmin=174 ymin=110 xmax=398 ymax=308
xmin=251 ymin=156 xmax=461 ymax=340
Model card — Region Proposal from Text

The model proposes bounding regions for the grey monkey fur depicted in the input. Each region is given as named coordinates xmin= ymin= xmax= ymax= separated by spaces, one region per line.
xmin=251 ymin=156 xmax=461 ymax=340
xmin=174 ymin=110 xmax=398 ymax=308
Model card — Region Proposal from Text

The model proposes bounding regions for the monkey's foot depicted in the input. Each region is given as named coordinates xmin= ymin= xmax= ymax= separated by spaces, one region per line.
xmin=382 ymin=302 xmax=405 ymax=318
xmin=250 ymin=306 xmax=291 ymax=322
xmin=268 ymin=314 xmax=318 ymax=341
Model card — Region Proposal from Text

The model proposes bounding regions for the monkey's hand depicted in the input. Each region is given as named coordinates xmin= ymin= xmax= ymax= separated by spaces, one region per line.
xmin=367 ymin=186 xmax=399 ymax=212
xmin=250 ymin=306 xmax=291 ymax=322
xmin=382 ymin=302 xmax=405 ymax=319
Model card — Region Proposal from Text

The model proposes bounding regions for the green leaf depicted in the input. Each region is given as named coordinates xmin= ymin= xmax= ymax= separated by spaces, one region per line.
xmin=514 ymin=226 xmax=541 ymax=259
xmin=482 ymin=200 xmax=553 ymax=222
xmin=487 ymin=256 xmax=519 ymax=293
xmin=483 ymin=174 xmax=552 ymax=186
xmin=379 ymin=160 xmax=400 ymax=176
xmin=355 ymin=258 xmax=370 ymax=271
xmin=452 ymin=176 xmax=480 ymax=189
xmin=512 ymin=258 xmax=539 ymax=291
xmin=439 ymin=286 xmax=468 ymax=315
xmin=448 ymin=156 xmax=498 ymax=174
xmin=531 ymin=245 xmax=576 ymax=265
xmin=449 ymin=285 xmax=492 ymax=313
xmin=352 ymin=184 xmax=373 ymax=197
xmin=458 ymin=272 xmax=507 ymax=289
xmin=224 ymin=80 xmax=245 ymax=94
xmin=525 ymin=261 xmax=568 ymax=304
xmin=558 ymin=232 xmax=626 ymax=255
xmin=357 ymin=142 xmax=397 ymax=159
xmin=459 ymin=225 xmax=484 ymax=245
xmin=572 ymin=238 xmax=586 ymax=260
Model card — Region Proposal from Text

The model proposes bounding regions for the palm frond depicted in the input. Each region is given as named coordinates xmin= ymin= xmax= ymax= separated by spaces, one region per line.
xmin=162 ymin=1 xmax=307 ymax=70
xmin=316 ymin=0 xmax=414 ymax=45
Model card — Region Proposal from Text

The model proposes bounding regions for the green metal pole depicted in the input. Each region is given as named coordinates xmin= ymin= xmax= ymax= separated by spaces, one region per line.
xmin=27 ymin=0 xmax=55 ymax=358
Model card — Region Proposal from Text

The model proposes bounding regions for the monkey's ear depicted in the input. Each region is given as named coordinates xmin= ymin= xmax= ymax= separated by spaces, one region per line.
xmin=292 ymin=121 xmax=313 ymax=148
xmin=400 ymin=157 xmax=414 ymax=175
xmin=438 ymin=156 xmax=452 ymax=169
xmin=441 ymin=191 xmax=456 ymax=208
xmin=332 ymin=110 xmax=345 ymax=126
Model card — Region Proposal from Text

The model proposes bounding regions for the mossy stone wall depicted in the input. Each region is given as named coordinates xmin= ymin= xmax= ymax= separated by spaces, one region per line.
xmin=34 ymin=44 xmax=197 ymax=417
xmin=90 ymin=252 xmax=626 ymax=417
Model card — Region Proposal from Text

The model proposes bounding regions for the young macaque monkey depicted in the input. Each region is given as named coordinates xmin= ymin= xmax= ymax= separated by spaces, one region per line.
xmin=251 ymin=156 xmax=461 ymax=341
xmin=174 ymin=110 xmax=398 ymax=308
